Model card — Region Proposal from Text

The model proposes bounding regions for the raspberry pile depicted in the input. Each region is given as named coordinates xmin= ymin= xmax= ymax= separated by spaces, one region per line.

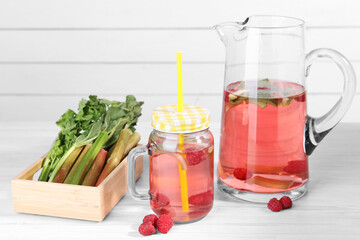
xmin=138 ymin=214 xmax=174 ymax=236
xmin=267 ymin=196 xmax=293 ymax=212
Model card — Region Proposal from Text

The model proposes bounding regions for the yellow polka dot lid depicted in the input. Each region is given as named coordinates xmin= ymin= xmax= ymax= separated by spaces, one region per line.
xmin=152 ymin=104 xmax=210 ymax=133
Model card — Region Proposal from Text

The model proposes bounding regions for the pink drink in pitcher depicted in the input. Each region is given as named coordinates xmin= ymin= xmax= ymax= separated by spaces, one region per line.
xmin=149 ymin=143 xmax=214 ymax=222
xmin=218 ymin=80 xmax=308 ymax=193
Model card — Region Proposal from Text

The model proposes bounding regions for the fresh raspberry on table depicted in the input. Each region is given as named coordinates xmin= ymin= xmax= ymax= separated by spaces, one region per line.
xmin=157 ymin=214 xmax=174 ymax=234
xmin=233 ymin=167 xmax=253 ymax=180
xmin=151 ymin=192 xmax=170 ymax=208
xmin=188 ymin=190 xmax=213 ymax=206
xmin=279 ymin=196 xmax=293 ymax=209
xmin=143 ymin=214 xmax=159 ymax=228
xmin=185 ymin=146 xmax=208 ymax=166
xmin=267 ymin=198 xmax=283 ymax=212
xmin=139 ymin=221 xmax=156 ymax=236
xmin=283 ymin=160 xmax=308 ymax=174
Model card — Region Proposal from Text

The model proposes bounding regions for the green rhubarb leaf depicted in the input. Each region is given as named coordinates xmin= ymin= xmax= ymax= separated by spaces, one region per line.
xmin=75 ymin=120 xmax=103 ymax=145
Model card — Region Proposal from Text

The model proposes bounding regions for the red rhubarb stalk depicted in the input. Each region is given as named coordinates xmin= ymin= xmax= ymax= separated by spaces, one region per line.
xmin=82 ymin=148 xmax=107 ymax=186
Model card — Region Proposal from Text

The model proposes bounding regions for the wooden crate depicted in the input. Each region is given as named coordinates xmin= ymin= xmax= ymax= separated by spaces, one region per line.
xmin=11 ymin=155 xmax=143 ymax=221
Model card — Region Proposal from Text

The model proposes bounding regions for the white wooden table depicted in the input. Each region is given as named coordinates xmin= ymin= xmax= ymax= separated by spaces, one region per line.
xmin=1 ymin=122 xmax=359 ymax=239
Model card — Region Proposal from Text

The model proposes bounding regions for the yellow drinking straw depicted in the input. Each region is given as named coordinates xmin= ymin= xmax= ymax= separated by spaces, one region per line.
xmin=177 ymin=52 xmax=189 ymax=212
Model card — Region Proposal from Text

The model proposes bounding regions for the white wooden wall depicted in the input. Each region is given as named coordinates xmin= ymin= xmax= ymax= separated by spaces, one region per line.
xmin=1 ymin=0 xmax=359 ymax=123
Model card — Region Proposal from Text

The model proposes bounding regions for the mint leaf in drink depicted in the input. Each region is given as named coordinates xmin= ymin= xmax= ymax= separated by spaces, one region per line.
xmin=226 ymin=96 xmax=248 ymax=112
xmin=265 ymin=99 xmax=278 ymax=107
xmin=256 ymin=78 xmax=272 ymax=97
xmin=257 ymin=90 xmax=272 ymax=99
xmin=258 ymin=78 xmax=271 ymax=89
xmin=279 ymin=97 xmax=295 ymax=106
xmin=254 ymin=99 xmax=278 ymax=108
xmin=256 ymin=99 xmax=267 ymax=108
xmin=230 ymin=95 xmax=248 ymax=104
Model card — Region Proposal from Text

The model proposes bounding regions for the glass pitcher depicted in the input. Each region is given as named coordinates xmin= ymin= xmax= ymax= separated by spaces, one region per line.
xmin=214 ymin=15 xmax=356 ymax=203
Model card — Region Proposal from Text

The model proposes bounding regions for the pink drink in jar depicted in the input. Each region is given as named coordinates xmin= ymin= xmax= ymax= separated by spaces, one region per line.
xmin=149 ymin=138 xmax=214 ymax=221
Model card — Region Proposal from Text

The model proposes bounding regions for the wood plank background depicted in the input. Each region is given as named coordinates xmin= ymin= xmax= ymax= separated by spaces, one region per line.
xmin=0 ymin=0 xmax=359 ymax=123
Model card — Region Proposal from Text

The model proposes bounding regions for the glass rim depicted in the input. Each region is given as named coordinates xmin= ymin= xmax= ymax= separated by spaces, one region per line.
xmin=214 ymin=15 xmax=305 ymax=30
xmin=246 ymin=15 xmax=305 ymax=29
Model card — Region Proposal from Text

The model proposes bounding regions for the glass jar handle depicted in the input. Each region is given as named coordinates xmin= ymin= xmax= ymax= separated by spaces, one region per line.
xmin=127 ymin=146 xmax=150 ymax=200
xmin=305 ymin=48 xmax=357 ymax=155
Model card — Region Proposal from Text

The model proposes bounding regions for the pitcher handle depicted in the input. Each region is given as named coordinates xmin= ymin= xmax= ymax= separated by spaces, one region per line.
xmin=127 ymin=146 xmax=150 ymax=200
xmin=304 ymin=48 xmax=356 ymax=155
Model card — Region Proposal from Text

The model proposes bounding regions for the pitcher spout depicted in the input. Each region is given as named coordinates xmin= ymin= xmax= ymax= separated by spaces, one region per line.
xmin=213 ymin=18 xmax=249 ymax=45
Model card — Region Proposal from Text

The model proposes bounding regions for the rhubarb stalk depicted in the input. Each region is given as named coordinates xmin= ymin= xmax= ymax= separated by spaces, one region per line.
xmin=95 ymin=127 xmax=132 ymax=186
xmin=68 ymin=131 xmax=109 ymax=185
xmin=124 ymin=132 xmax=141 ymax=155
xmin=249 ymin=176 xmax=294 ymax=189
xmin=63 ymin=144 xmax=92 ymax=184
xmin=82 ymin=148 xmax=107 ymax=186
xmin=53 ymin=146 xmax=84 ymax=183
